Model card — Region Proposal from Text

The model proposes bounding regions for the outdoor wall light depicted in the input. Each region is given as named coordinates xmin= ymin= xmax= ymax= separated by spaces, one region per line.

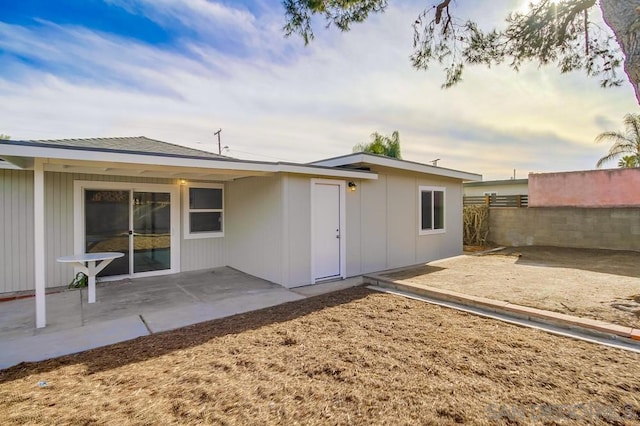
xmin=180 ymin=179 xmax=188 ymax=186
xmin=348 ymin=181 xmax=357 ymax=192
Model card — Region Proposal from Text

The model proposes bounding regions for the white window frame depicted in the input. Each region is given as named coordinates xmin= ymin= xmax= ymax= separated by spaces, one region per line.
xmin=73 ymin=180 xmax=181 ymax=279
xmin=418 ymin=185 xmax=446 ymax=235
xmin=183 ymin=183 xmax=224 ymax=239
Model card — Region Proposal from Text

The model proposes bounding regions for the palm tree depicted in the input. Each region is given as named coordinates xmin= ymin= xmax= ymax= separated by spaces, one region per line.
xmin=595 ymin=113 xmax=640 ymax=168
xmin=617 ymin=155 xmax=639 ymax=168
xmin=353 ymin=131 xmax=402 ymax=159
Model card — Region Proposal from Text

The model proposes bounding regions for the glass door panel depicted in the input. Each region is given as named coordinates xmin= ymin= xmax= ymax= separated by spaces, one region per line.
xmin=85 ymin=190 xmax=130 ymax=276
xmin=133 ymin=191 xmax=171 ymax=273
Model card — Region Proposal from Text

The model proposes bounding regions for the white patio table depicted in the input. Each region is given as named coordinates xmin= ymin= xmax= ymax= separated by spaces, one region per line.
xmin=56 ymin=252 xmax=124 ymax=303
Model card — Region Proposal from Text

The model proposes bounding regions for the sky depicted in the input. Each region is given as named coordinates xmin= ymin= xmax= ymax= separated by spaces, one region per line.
xmin=1 ymin=0 xmax=638 ymax=180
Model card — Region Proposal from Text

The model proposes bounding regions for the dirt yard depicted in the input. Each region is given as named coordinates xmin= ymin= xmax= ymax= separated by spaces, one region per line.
xmin=1 ymin=287 xmax=639 ymax=425
xmin=386 ymin=246 xmax=640 ymax=329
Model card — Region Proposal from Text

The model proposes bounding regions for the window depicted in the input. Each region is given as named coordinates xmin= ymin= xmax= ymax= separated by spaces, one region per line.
xmin=419 ymin=186 xmax=445 ymax=234
xmin=183 ymin=184 xmax=223 ymax=238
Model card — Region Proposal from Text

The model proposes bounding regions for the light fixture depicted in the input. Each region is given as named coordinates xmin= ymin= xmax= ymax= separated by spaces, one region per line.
xmin=348 ymin=181 xmax=357 ymax=192
xmin=180 ymin=179 xmax=187 ymax=186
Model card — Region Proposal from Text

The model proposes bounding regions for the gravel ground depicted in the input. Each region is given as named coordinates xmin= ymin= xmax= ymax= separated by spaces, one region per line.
xmin=1 ymin=287 xmax=639 ymax=425
xmin=385 ymin=246 xmax=640 ymax=329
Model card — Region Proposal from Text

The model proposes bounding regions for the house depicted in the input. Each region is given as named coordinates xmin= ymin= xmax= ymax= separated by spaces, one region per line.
xmin=0 ymin=137 xmax=481 ymax=327
xmin=463 ymin=178 xmax=528 ymax=197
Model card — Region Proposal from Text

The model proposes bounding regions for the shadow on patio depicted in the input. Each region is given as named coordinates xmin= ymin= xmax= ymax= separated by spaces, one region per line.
xmin=1 ymin=267 xmax=290 ymax=340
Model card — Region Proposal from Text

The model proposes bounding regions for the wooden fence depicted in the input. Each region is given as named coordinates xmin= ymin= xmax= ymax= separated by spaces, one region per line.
xmin=463 ymin=194 xmax=528 ymax=208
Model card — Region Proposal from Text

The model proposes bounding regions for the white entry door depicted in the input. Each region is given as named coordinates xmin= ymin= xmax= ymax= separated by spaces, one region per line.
xmin=311 ymin=180 xmax=345 ymax=283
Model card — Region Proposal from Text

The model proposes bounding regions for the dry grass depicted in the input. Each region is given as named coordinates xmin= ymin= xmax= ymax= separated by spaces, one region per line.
xmin=1 ymin=287 xmax=639 ymax=425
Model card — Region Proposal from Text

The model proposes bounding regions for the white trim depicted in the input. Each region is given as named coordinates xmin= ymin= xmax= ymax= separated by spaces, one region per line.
xmin=311 ymin=153 xmax=482 ymax=182
xmin=0 ymin=144 xmax=378 ymax=180
xmin=310 ymin=179 xmax=346 ymax=283
xmin=418 ymin=185 xmax=446 ymax=235
xmin=182 ymin=182 xmax=224 ymax=239
xmin=73 ymin=180 xmax=181 ymax=279
xmin=34 ymin=158 xmax=46 ymax=328
xmin=281 ymin=175 xmax=290 ymax=287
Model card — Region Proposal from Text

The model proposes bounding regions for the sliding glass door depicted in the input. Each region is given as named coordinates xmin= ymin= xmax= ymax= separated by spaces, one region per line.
xmin=132 ymin=191 xmax=171 ymax=273
xmin=83 ymin=187 xmax=175 ymax=278
xmin=85 ymin=190 xmax=130 ymax=277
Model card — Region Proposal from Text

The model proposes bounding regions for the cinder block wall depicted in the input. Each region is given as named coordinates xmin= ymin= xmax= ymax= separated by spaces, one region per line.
xmin=489 ymin=207 xmax=640 ymax=250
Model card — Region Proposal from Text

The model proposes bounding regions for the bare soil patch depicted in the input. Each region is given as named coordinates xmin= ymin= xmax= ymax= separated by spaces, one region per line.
xmin=1 ymin=287 xmax=639 ymax=425
xmin=385 ymin=246 xmax=640 ymax=329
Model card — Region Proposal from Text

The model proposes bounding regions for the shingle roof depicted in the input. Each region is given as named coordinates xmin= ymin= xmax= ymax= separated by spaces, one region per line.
xmin=26 ymin=136 xmax=225 ymax=159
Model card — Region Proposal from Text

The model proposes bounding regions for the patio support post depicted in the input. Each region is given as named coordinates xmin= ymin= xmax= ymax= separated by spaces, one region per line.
xmin=34 ymin=158 xmax=46 ymax=328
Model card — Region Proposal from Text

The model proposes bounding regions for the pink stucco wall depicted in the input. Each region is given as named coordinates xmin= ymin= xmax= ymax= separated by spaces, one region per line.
xmin=529 ymin=169 xmax=640 ymax=207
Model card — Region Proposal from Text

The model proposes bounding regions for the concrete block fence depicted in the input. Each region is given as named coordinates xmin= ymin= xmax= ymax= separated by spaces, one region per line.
xmin=488 ymin=207 xmax=640 ymax=251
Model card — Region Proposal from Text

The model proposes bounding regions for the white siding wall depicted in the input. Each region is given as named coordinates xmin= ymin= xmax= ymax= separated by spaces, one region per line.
xmin=0 ymin=171 xmax=227 ymax=294
xmin=344 ymin=179 xmax=362 ymax=278
xmin=282 ymin=175 xmax=311 ymax=287
xmin=45 ymin=172 xmax=75 ymax=290
xmin=346 ymin=167 xmax=463 ymax=276
xmin=0 ymin=170 xmax=35 ymax=293
xmin=180 ymin=238 xmax=226 ymax=272
xmin=358 ymin=175 xmax=387 ymax=273
xmin=1 ymin=166 xmax=465 ymax=294
xmin=275 ymin=170 xmax=465 ymax=287
xmin=464 ymin=182 xmax=528 ymax=196
xmin=226 ymin=175 xmax=284 ymax=284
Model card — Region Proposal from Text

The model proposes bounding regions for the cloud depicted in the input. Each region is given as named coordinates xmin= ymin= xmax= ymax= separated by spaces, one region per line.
xmin=0 ymin=20 xmax=212 ymax=98
xmin=103 ymin=0 xmax=298 ymax=61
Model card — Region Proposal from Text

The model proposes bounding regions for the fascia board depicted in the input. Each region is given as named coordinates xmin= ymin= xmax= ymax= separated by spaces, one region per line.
xmin=313 ymin=153 xmax=482 ymax=181
xmin=0 ymin=144 xmax=377 ymax=179
xmin=276 ymin=163 xmax=377 ymax=179
xmin=464 ymin=178 xmax=528 ymax=187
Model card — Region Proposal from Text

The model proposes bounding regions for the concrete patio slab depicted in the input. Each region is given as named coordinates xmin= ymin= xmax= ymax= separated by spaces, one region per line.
xmin=0 ymin=267 xmax=363 ymax=370
xmin=143 ymin=289 xmax=305 ymax=333
xmin=0 ymin=290 xmax=83 ymax=339
xmin=1 ymin=315 xmax=149 ymax=369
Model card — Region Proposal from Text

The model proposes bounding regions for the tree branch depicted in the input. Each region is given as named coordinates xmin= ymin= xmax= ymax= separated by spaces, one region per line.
xmin=435 ymin=0 xmax=452 ymax=24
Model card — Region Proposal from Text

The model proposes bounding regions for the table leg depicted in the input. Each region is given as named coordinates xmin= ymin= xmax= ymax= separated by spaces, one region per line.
xmin=87 ymin=261 xmax=97 ymax=304
xmin=88 ymin=275 xmax=97 ymax=303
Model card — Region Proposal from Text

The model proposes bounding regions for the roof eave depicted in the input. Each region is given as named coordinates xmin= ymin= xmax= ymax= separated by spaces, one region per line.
xmin=464 ymin=178 xmax=529 ymax=187
xmin=0 ymin=143 xmax=377 ymax=180
xmin=311 ymin=153 xmax=482 ymax=181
